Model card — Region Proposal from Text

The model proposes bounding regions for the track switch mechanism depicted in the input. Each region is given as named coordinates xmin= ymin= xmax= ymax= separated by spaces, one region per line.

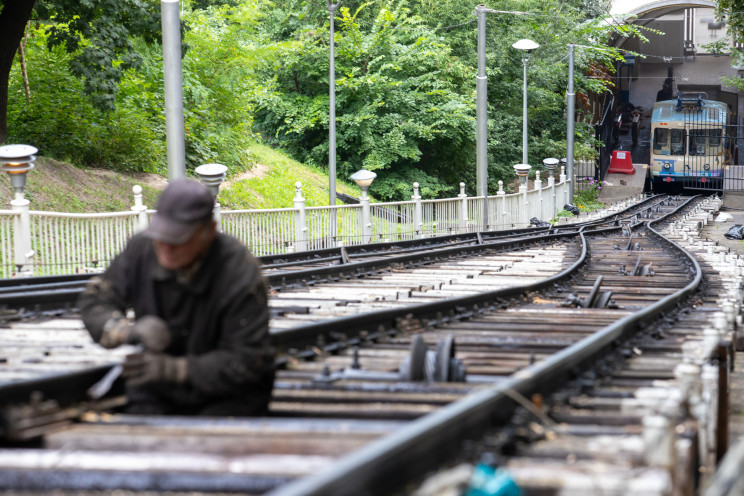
xmin=560 ymin=276 xmax=616 ymax=309
xmin=399 ymin=334 xmax=467 ymax=382
xmin=618 ymin=254 xmax=654 ymax=276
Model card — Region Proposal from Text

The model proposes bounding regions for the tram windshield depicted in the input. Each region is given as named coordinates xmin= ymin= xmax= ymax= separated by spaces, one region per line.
xmin=653 ymin=128 xmax=668 ymax=153
xmin=653 ymin=128 xmax=686 ymax=155
xmin=670 ymin=129 xmax=685 ymax=155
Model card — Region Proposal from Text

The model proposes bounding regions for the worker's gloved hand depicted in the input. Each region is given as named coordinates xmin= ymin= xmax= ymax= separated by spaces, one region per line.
xmin=99 ymin=317 xmax=133 ymax=349
xmin=130 ymin=316 xmax=171 ymax=352
xmin=122 ymin=352 xmax=189 ymax=387
xmin=99 ymin=315 xmax=171 ymax=352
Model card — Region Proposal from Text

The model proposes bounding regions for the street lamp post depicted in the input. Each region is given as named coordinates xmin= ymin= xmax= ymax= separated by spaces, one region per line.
xmin=350 ymin=169 xmax=376 ymax=244
xmin=328 ymin=0 xmax=340 ymax=208
xmin=161 ymin=0 xmax=186 ymax=181
xmin=328 ymin=0 xmax=340 ymax=246
xmin=0 ymin=144 xmax=37 ymax=276
xmin=566 ymin=43 xmax=575 ymax=202
xmin=475 ymin=4 xmax=489 ymax=232
xmin=543 ymin=157 xmax=559 ymax=186
xmin=512 ymin=39 xmax=539 ymax=166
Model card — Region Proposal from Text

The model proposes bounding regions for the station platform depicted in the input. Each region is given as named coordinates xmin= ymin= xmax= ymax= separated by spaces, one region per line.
xmin=598 ymin=163 xmax=648 ymax=204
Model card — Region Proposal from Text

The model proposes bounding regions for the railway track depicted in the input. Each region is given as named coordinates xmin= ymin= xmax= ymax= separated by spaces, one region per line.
xmin=0 ymin=193 xmax=669 ymax=310
xmin=0 ymin=194 xmax=734 ymax=495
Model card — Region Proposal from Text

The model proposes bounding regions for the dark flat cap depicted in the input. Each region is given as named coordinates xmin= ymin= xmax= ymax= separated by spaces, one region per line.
xmin=144 ymin=179 xmax=214 ymax=245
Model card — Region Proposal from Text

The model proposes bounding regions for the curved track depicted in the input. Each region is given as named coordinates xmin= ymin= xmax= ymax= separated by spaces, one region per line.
xmin=0 ymin=194 xmax=732 ymax=495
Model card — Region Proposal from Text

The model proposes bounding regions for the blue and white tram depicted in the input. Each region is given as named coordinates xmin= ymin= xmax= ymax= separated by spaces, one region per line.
xmin=650 ymin=92 xmax=733 ymax=190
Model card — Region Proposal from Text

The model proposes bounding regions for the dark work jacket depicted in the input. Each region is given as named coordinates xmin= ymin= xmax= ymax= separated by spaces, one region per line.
xmin=78 ymin=232 xmax=274 ymax=411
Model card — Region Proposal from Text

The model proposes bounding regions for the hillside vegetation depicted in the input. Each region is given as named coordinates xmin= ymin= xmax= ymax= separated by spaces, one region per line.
xmin=0 ymin=142 xmax=364 ymax=213
xmin=3 ymin=0 xmax=646 ymax=204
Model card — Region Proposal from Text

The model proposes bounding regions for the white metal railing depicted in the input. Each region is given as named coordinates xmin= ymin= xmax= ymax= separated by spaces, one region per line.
xmin=221 ymin=207 xmax=296 ymax=256
xmin=0 ymin=209 xmax=18 ymax=278
xmin=29 ymin=211 xmax=140 ymax=276
xmin=0 ymin=165 xmax=578 ymax=277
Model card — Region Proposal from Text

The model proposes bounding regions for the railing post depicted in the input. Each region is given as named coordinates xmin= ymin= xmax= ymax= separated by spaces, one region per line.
xmin=11 ymin=193 xmax=33 ymax=276
xmin=458 ymin=182 xmax=468 ymax=233
xmin=514 ymin=164 xmax=531 ymax=228
xmin=535 ymin=170 xmax=543 ymax=220
xmin=361 ymin=191 xmax=371 ymax=244
xmin=293 ymin=181 xmax=307 ymax=252
xmin=544 ymin=157 xmax=558 ymax=220
xmin=131 ymin=185 xmax=149 ymax=233
xmin=497 ymin=180 xmax=506 ymax=230
xmin=560 ymin=165 xmax=568 ymax=206
xmin=413 ymin=182 xmax=423 ymax=239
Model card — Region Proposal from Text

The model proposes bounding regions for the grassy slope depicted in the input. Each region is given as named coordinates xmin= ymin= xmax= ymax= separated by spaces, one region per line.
xmin=0 ymin=143 xmax=363 ymax=212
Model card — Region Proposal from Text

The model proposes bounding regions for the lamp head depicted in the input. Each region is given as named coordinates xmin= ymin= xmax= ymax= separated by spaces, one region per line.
xmin=543 ymin=157 xmax=559 ymax=173
xmin=351 ymin=169 xmax=377 ymax=189
xmin=512 ymin=38 xmax=539 ymax=62
xmin=195 ymin=163 xmax=228 ymax=199
xmin=513 ymin=163 xmax=532 ymax=178
xmin=512 ymin=39 xmax=539 ymax=53
xmin=0 ymin=144 xmax=37 ymax=195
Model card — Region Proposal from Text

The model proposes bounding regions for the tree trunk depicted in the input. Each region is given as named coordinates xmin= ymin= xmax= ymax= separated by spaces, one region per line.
xmin=0 ymin=0 xmax=37 ymax=144
xmin=19 ymin=22 xmax=31 ymax=103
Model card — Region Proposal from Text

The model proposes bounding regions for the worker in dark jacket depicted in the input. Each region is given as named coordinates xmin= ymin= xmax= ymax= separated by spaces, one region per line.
xmin=78 ymin=179 xmax=274 ymax=416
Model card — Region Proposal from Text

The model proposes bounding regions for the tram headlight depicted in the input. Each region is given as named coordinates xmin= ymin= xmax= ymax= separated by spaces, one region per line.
xmin=703 ymin=163 xmax=710 ymax=170
xmin=663 ymin=164 xmax=672 ymax=170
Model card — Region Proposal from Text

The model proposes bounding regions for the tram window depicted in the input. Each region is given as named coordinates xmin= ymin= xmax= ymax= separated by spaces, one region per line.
xmin=670 ymin=129 xmax=685 ymax=155
xmin=689 ymin=130 xmax=705 ymax=156
xmin=710 ymin=129 xmax=722 ymax=146
xmin=653 ymin=128 xmax=668 ymax=153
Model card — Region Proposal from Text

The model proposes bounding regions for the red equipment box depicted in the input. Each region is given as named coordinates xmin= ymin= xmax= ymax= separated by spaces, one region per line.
xmin=608 ymin=150 xmax=635 ymax=175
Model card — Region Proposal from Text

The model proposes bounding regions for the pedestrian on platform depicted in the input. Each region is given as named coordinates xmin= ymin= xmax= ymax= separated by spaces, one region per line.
xmin=78 ymin=179 xmax=274 ymax=416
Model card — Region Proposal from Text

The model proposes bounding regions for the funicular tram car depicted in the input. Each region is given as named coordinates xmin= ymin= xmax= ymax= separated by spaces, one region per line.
xmin=650 ymin=92 xmax=734 ymax=191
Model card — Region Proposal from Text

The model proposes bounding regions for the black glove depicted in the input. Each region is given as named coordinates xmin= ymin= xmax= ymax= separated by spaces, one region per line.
xmin=99 ymin=315 xmax=171 ymax=352
xmin=122 ymin=352 xmax=189 ymax=387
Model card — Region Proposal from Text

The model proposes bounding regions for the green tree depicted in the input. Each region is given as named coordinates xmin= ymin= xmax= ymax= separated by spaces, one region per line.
xmin=0 ymin=0 xmax=160 ymax=143
xmin=256 ymin=0 xmax=646 ymax=199
xmin=256 ymin=0 xmax=475 ymax=200
xmin=717 ymin=0 xmax=744 ymax=45
xmin=7 ymin=0 xmax=288 ymax=173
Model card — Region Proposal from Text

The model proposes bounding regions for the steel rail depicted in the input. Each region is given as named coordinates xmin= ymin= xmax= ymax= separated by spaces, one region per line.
xmin=265 ymin=204 xmax=703 ymax=496
xmin=0 ymin=195 xmax=666 ymax=308
xmin=271 ymin=221 xmax=656 ymax=352
xmin=0 ymin=233 xmax=588 ymax=422
xmin=0 ymin=230 xmax=576 ymax=310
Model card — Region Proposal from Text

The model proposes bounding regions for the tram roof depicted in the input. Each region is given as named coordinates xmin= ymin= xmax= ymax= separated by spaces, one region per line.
xmin=652 ymin=99 xmax=727 ymax=125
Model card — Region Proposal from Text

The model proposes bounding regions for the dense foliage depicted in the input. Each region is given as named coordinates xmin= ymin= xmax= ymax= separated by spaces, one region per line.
xmin=255 ymin=1 xmax=475 ymax=199
xmin=3 ymin=0 xmax=646 ymax=201
xmin=716 ymin=0 xmax=744 ymax=45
